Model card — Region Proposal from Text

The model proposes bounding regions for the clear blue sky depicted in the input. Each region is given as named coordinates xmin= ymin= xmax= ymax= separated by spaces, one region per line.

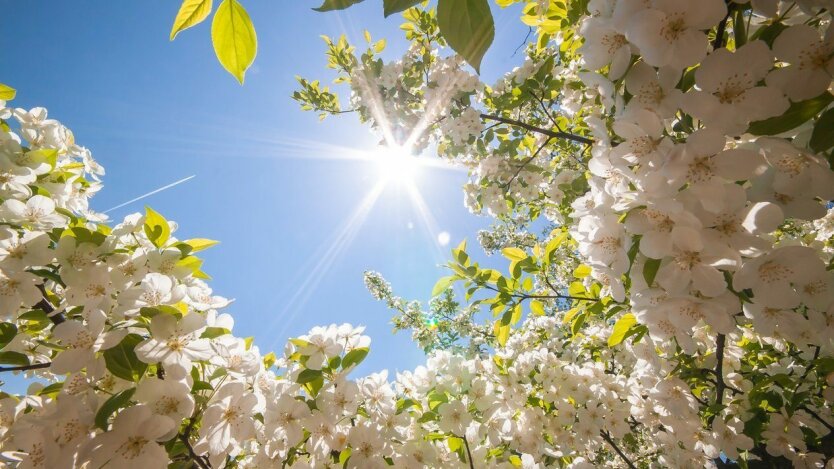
xmin=1 ymin=1 xmax=529 ymax=376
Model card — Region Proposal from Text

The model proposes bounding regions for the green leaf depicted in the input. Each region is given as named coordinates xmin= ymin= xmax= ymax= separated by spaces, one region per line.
xmin=143 ymin=206 xmax=171 ymax=248
xmin=810 ymin=107 xmax=834 ymax=152
xmin=211 ymin=0 xmax=257 ymax=84
xmin=643 ymin=257 xmax=661 ymax=286
xmin=95 ymin=388 xmax=136 ymax=430
xmin=183 ymin=238 xmax=220 ymax=252
xmin=748 ymin=92 xmax=834 ymax=136
xmin=437 ymin=0 xmax=495 ymax=72
xmin=200 ymin=327 xmax=231 ymax=339
xmin=494 ymin=321 xmax=510 ymax=346
xmin=313 ymin=0 xmax=364 ymax=12
xmin=341 ymin=347 xmax=369 ymax=369
xmin=529 ymin=300 xmax=545 ymax=316
xmin=501 ymin=247 xmax=526 ymax=261
xmin=296 ymin=368 xmax=323 ymax=384
xmin=383 ymin=0 xmax=421 ymax=16
xmin=0 ymin=83 xmax=15 ymax=101
xmin=0 ymin=323 xmax=17 ymax=349
xmin=170 ymin=0 xmax=213 ymax=40
xmin=448 ymin=436 xmax=463 ymax=452
xmin=432 ymin=275 xmax=458 ymax=297
xmin=608 ymin=313 xmax=636 ymax=347
xmin=573 ymin=264 xmax=591 ymax=278
xmin=0 ymin=351 xmax=30 ymax=366
xmin=103 ymin=334 xmax=148 ymax=382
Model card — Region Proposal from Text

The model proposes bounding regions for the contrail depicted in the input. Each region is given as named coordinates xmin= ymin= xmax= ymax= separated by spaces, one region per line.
xmin=103 ymin=175 xmax=196 ymax=213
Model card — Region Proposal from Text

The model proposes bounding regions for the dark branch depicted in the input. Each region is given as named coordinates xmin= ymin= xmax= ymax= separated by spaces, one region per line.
xmin=712 ymin=2 xmax=732 ymax=50
xmin=480 ymin=113 xmax=593 ymax=145
xmin=35 ymin=283 xmax=64 ymax=325
xmin=0 ymin=362 xmax=51 ymax=373
xmin=462 ymin=435 xmax=476 ymax=469
xmin=600 ymin=431 xmax=637 ymax=469
xmin=800 ymin=406 xmax=834 ymax=433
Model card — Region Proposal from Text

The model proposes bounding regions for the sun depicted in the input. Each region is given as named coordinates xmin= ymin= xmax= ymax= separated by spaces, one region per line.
xmin=373 ymin=145 xmax=419 ymax=184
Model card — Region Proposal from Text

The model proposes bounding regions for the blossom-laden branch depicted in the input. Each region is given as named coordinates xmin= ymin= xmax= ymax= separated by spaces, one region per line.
xmin=479 ymin=113 xmax=593 ymax=145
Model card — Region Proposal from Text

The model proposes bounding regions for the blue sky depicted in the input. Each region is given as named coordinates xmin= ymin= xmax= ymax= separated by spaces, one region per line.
xmin=1 ymin=1 xmax=530 ymax=377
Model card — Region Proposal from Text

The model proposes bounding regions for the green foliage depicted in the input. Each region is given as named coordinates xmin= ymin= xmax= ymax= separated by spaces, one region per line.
xmin=143 ymin=206 xmax=171 ymax=248
xmin=0 ymin=83 xmax=15 ymax=100
xmin=103 ymin=334 xmax=149 ymax=382
xmin=95 ymin=388 xmax=136 ymax=430
xmin=810 ymin=107 xmax=834 ymax=153
xmin=608 ymin=313 xmax=636 ymax=347
xmin=437 ymin=0 xmax=494 ymax=72
xmin=341 ymin=347 xmax=369 ymax=369
xmin=211 ymin=0 xmax=257 ymax=84
xmin=383 ymin=0 xmax=422 ymax=17
xmin=0 ymin=351 xmax=30 ymax=367
xmin=748 ymin=92 xmax=834 ymax=136
xmin=314 ymin=0 xmax=364 ymax=11
xmin=170 ymin=0 xmax=213 ymax=40
xmin=643 ymin=258 xmax=661 ymax=286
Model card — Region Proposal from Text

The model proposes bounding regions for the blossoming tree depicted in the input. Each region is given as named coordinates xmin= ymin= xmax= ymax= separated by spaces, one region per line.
xmin=1 ymin=0 xmax=834 ymax=467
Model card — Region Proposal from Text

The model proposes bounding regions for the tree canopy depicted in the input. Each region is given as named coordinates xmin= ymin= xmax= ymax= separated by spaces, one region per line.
xmin=1 ymin=0 xmax=834 ymax=467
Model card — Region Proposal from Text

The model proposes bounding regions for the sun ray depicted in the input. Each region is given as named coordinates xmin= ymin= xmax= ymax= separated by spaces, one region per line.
xmin=264 ymin=181 xmax=386 ymax=348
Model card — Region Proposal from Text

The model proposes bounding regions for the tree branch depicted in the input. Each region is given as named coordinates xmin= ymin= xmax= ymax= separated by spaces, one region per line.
xmin=0 ymin=362 xmax=51 ymax=373
xmin=710 ymin=334 xmax=727 ymax=423
xmin=462 ymin=435 xmax=475 ymax=469
xmin=712 ymin=1 xmax=732 ymax=50
xmin=600 ymin=431 xmax=637 ymax=469
xmin=480 ymin=113 xmax=593 ymax=145
xmin=35 ymin=283 xmax=64 ymax=325
xmin=800 ymin=406 xmax=834 ymax=433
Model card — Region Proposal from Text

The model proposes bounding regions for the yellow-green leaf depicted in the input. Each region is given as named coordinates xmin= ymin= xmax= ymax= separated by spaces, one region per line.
xmin=608 ymin=313 xmax=636 ymax=347
xmin=184 ymin=238 xmax=220 ymax=252
xmin=432 ymin=275 xmax=458 ymax=297
xmin=0 ymin=83 xmax=16 ymax=101
xmin=211 ymin=0 xmax=257 ymax=84
xmin=170 ymin=0 xmax=213 ymax=40
xmin=530 ymin=300 xmax=545 ymax=316
xmin=494 ymin=321 xmax=510 ymax=346
xmin=501 ymin=247 xmax=526 ymax=261
xmin=143 ymin=206 xmax=170 ymax=248
xmin=573 ymin=264 xmax=591 ymax=278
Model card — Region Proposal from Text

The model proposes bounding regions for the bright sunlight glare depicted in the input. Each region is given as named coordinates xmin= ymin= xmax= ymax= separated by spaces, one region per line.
xmin=374 ymin=145 xmax=418 ymax=184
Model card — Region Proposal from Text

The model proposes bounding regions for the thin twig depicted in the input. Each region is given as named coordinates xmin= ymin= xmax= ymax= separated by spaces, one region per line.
xmin=462 ymin=435 xmax=476 ymax=469
xmin=600 ymin=430 xmax=637 ymax=469
xmin=502 ymin=137 xmax=552 ymax=189
xmin=799 ymin=406 xmax=834 ymax=433
xmin=0 ymin=362 xmax=51 ymax=373
xmin=712 ymin=1 xmax=732 ymax=50
xmin=480 ymin=113 xmax=593 ymax=145
xmin=710 ymin=334 xmax=727 ymax=424
xmin=35 ymin=283 xmax=64 ymax=325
